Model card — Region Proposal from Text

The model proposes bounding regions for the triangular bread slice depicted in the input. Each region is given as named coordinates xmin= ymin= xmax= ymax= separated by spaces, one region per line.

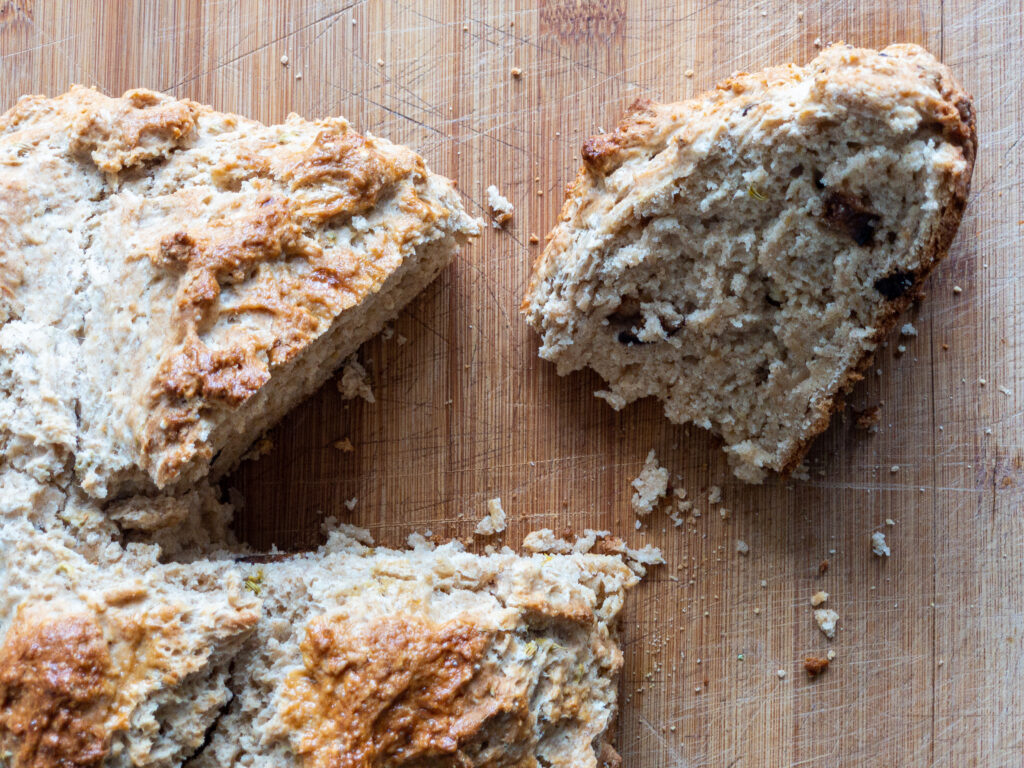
xmin=0 ymin=515 xmax=260 ymax=768
xmin=523 ymin=44 xmax=975 ymax=482
xmin=189 ymin=526 xmax=649 ymax=768
xmin=0 ymin=86 xmax=479 ymax=500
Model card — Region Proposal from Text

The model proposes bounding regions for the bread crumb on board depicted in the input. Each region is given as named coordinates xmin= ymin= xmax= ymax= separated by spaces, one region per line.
xmin=854 ymin=404 xmax=882 ymax=431
xmin=736 ymin=539 xmax=749 ymax=555
xmin=707 ymin=485 xmax=722 ymax=504
xmin=486 ymin=184 xmax=514 ymax=227
xmin=475 ymin=497 xmax=507 ymax=536
xmin=631 ymin=450 xmax=669 ymax=516
xmin=814 ymin=608 xmax=840 ymax=639
xmin=804 ymin=655 xmax=831 ymax=677
xmin=901 ymin=322 xmax=918 ymax=336
xmin=337 ymin=356 xmax=375 ymax=402
xmin=810 ymin=590 xmax=829 ymax=607
xmin=871 ymin=531 xmax=891 ymax=557
xmin=332 ymin=438 xmax=354 ymax=452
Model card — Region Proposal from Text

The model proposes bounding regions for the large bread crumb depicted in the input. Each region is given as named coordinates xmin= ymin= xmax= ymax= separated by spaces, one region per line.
xmin=631 ymin=450 xmax=669 ymax=516
xmin=337 ymin=356 xmax=375 ymax=403
xmin=474 ymin=497 xmax=507 ymax=536
xmin=871 ymin=531 xmax=891 ymax=556
xmin=814 ymin=608 xmax=840 ymax=639
xmin=486 ymin=184 xmax=514 ymax=227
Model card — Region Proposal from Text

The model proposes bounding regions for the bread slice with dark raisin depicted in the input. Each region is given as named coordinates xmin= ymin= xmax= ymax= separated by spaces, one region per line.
xmin=523 ymin=43 xmax=975 ymax=482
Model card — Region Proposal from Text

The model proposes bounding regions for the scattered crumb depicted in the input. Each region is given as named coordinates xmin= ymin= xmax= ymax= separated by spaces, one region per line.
xmin=900 ymin=323 xmax=918 ymax=337
xmin=792 ymin=462 xmax=810 ymax=480
xmin=344 ymin=497 xmax=358 ymax=511
xmin=854 ymin=405 xmax=882 ymax=431
xmin=896 ymin=344 xmax=906 ymax=354
xmin=827 ymin=649 xmax=836 ymax=661
xmin=337 ymin=356 xmax=375 ymax=402
xmin=510 ymin=67 xmax=523 ymax=78
xmin=707 ymin=485 xmax=722 ymax=504
xmin=631 ymin=450 xmax=669 ymax=516
xmin=979 ymin=378 xmax=987 ymax=386
xmin=295 ymin=72 xmax=302 ymax=80
xmin=719 ymin=507 xmax=730 ymax=519
xmin=666 ymin=486 xmax=692 ymax=527
xmin=760 ymin=580 xmax=768 ymax=588
xmin=890 ymin=464 xmax=899 ymax=473
xmin=529 ymin=233 xmax=540 ymax=244
xmin=804 ymin=656 xmax=831 ymax=677
xmin=818 ymin=559 xmax=830 ymax=575
xmin=684 ymin=69 xmax=694 ymax=78
xmin=376 ymin=58 xmax=384 ymax=66
xmin=999 ymin=385 xmax=1012 ymax=396
xmin=332 ymin=438 xmax=354 ymax=452
xmin=241 ymin=436 xmax=273 ymax=462
xmin=522 ymin=529 xmax=572 ymax=554
xmin=885 ymin=518 xmax=896 ymax=526
xmin=953 ymin=285 xmax=962 ymax=294
xmin=776 ymin=669 xmax=787 ymax=679
xmin=474 ymin=497 xmax=507 ymax=536
xmin=485 ymin=184 xmax=514 ymax=227
xmin=279 ymin=54 xmax=289 ymax=65
xmin=810 ymin=590 xmax=829 ymax=607
xmin=736 ymin=540 xmax=749 ymax=555
xmin=814 ymin=608 xmax=839 ymax=639
xmin=871 ymin=531 xmax=891 ymax=557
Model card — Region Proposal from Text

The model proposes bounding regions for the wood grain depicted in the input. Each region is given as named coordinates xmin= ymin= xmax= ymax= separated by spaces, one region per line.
xmin=2 ymin=1 xmax=1021 ymax=765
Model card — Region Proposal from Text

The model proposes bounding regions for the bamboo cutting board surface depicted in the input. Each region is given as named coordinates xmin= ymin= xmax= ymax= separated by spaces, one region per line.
xmin=2 ymin=1 xmax=1022 ymax=765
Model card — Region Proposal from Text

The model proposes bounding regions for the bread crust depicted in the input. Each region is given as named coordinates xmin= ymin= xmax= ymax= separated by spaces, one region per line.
xmin=0 ymin=86 xmax=479 ymax=498
xmin=523 ymin=43 xmax=976 ymax=480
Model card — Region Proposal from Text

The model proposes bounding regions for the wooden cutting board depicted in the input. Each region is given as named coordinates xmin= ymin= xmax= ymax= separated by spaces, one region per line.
xmin=2 ymin=1 xmax=1021 ymax=765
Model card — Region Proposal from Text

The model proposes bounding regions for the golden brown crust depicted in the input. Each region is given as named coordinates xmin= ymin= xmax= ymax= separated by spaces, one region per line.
xmin=70 ymin=89 xmax=199 ymax=173
xmin=0 ymin=609 xmax=113 ymax=768
xmin=280 ymin=615 xmax=529 ymax=768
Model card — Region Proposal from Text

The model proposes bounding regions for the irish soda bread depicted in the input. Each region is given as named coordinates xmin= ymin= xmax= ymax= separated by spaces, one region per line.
xmin=190 ymin=526 xmax=642 ymax=768
xmin=523 ymin=44 xmax=975 ymax=481
xmin=0 ymin=516 xmax=260 ymax=768
xmin=0 ymin=86 xmax=479 ymax=500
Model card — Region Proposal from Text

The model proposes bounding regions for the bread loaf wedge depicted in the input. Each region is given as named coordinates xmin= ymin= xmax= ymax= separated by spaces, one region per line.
xmin=0 ymin=517 xmax=260 ymax=768
xmin=0 ymin=86 xmax=479 ymax=500
xmin=189 ymin=526 xmax=644 ymax=768
xmin=523 ymin=44 xmax=975 ymax=482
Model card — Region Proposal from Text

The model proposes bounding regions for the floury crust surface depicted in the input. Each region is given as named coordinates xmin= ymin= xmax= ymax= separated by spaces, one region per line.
xmin=0 ymin=86 xmax=479 ymax=502
xmin=189 ymin=526 xmax=645 ymax=768
xmin=523 ymin=44 xmax=975 ymax=482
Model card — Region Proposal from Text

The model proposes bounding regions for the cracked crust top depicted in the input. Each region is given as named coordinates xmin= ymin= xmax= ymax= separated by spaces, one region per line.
xmin=0 ymin=86 xmax=478 ymax=498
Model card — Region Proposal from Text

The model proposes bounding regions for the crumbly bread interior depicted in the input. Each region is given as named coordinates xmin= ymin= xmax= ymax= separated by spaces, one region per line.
xmin=524 ymin=44 xmax=975 ymax=481
xmin=0 ymin=86 xmax=479 ymax=502
xmin=0 ymin=515 xmax=259 ymax=768
xmin=189 ymin=526 xmax=641 ymax=768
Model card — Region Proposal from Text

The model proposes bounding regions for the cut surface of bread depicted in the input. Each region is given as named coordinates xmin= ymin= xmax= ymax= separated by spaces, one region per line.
xmin=0 ymin=516 xmax=260 ymax=768
xmin=0 ymin=86 xmax=479 ymax=500
xmin=523 ymin=44 xmax=975 ymax=482
xmin=189 ymin=526 xmax=645 ymax=768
